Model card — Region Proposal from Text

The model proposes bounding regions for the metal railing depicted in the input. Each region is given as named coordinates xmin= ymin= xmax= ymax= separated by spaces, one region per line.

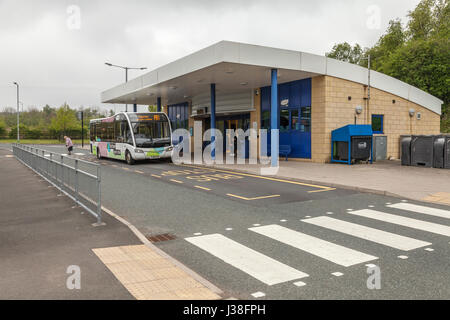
xmin=12 ymin=144 xmax=103 ymax=225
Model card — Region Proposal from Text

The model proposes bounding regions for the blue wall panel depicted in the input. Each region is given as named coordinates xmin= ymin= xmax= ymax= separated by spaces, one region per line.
xmin=261 ymin=78 xmax=312 ymax=159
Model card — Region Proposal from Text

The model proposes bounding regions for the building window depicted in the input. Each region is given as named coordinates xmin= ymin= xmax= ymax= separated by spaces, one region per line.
xmin=168 ymin=103 xmax=189 ymax=130
xmin=300 ymin=106 xmax=311 ymax=133
xmin=372 ymin=114 xmax=384 ymax=134
xmin=280 ymin=109 xmax=290 ymax=132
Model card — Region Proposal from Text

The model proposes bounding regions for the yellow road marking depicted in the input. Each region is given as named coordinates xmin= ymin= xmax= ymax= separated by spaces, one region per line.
xmin=181 ymin=164 xmax=330 ymax=191
xmin=308 ymin=188 xmax=336 ymax=193
xmin=134 ymin=170 xmax=144 ymax=174
xmin=170 ymin=179 xmax=184 ymax=184
xmin=195 ymin=186 xmax=212 ymax=191
xmin=227 ymin=193 xmax=280 ymax=201
xmin=122 ymin=167 xmax=130 ymax=171
xmin=186 ymin=173 xmax=243 ymax=182
xmin=151 ymin=174 xmax=161 ymax=178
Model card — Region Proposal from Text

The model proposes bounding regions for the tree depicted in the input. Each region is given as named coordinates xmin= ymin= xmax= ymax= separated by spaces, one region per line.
xmin=148 ymin=105 xmax=158 ymax=112
xmin=42 ymin=104 xmax=56 ymax=122
xmin=383 ymin=37 xmax=449 ymax=106
xmin=0 ymin=118 xmax=6 ymax=137
xmin=407 ymin=0 xmax=436 ymax=40
xmin=50 ymin=103 xmax=79 ymax=139
xmin=362 ymin=19 xmax=405 ymax=71
xmin=326 ymin=0 xmax=449 ymax=132
xmin=326 ymin=42 xmax=364 ymax=65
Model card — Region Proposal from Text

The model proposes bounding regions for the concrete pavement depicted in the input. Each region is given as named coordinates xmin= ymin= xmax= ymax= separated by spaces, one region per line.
xmin=0 ymin=147 xmax=221 ymax=300
xmin=0 ymin=148 xmax=138 ymax=299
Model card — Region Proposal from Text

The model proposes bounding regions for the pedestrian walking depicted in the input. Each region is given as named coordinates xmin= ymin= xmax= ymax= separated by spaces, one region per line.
xmin=64 ymin=136 xmax=74 ymax=155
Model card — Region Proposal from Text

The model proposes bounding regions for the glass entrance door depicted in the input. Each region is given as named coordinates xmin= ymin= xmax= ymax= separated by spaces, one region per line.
xmin=279 ymin=106 xmax=311 ymax=158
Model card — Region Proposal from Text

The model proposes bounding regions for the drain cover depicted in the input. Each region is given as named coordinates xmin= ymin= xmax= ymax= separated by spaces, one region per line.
xmin=146 ymin=233 xmax=176 ymax=243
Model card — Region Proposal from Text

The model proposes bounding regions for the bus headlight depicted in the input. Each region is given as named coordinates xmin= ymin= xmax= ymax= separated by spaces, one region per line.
xmin=167 ymin=146 xmax=173 ymax=151
xmin=135 ymin=149 xmax=144 ymax=153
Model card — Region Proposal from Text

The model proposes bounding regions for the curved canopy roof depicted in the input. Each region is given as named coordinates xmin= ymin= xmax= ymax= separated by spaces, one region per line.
xmin=101 ymin=41 xmax=442 ymax=115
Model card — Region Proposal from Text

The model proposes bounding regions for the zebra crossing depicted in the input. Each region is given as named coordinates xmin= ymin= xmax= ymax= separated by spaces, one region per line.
xmin=249 ymin=224 xmax=378 ymax=267
xmin=185 ymin=234 xmax=309 ymax=285
xmin=302 ymin=216 xmax=432 ymax=251
xmin=184 ymin=202 xmax=450 ymax=289
xmin=349 ymin=209 xmax=450 ymax=237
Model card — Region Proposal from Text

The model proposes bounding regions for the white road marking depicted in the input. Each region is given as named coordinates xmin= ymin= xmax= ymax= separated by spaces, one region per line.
xmin=304 ymin=216 xmax=312 ymax=218
xmin=185 ymin=234 xmax=309 ymax=285
xmin=368 ymin=205 xmax=375 ymax=208
xmin=349 ymin=209 xmax=450 ymax=237
xmin=280 ymin=219 xmax=287 ymax=222
xmin=302 ymin=216 xmax=431 ymax=251
xmin=249 ymin=225 xmax=377 ymax=267
xmin=386 ymin=202 xmax=392 ymax=205
xmin=326 ymin=212 xmax=334 ymax=215
xmin=424 ymin=248 xmax=434 ymax=252
xmin=252 ymin=224 xmax=261 ymax=227
xmin=193 ymin=233 xmax=202 ymax=236
xmin=44 ymin=154 xmax=50 ymax=157
xmin=251 ymin=292 xmax=266 ymax=298
xmin=225 ymin=228 xmax=233 ymax=231
xmin=5 ymin=155 xmax=14 ymax=158
xmin=61 ymin=154 xmax=68 ymax=156
xmin=398 ymin=255 xmax=408 ymax=260
xmin=75 ymin=153 xmax=85 ymax=155
xmin=332 ymin=272 xmax=344 ymax=277
xmin=402 ymin=200 xmax=408 ymax=202
xmin=387 ymin=203 xmax=450 ymax=220
xmin=293 ymin=281 xmax=306 ymax=287
xmin=346 ymin=209 xmax=353 ymax=211
xmin=365 ymin=264 xmax=377 ymax=268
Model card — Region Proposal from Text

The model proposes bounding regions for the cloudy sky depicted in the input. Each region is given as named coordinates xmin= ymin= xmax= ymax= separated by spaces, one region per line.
xmin=0 ymin=0 xmax=421 ymax=112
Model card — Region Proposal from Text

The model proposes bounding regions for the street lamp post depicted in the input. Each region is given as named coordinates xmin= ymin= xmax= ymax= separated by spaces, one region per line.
xmin=13 ymin=82 xmax=19 ymax=143
xmin=104 ymin=63 xmax=147 ymax=112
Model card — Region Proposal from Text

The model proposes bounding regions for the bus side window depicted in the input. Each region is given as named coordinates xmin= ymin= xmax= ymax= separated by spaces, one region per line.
xmin=124 ymin=121 xmax=133 ymax=145
xmin=116 ymin=120 xmax=124 ymax=143
xmin=108 ymin=122 xmax=115 ymax=142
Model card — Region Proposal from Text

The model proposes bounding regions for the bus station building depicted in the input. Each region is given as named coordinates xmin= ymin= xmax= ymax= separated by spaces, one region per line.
xmin=101 ymin=41 xmax=442 ymax=163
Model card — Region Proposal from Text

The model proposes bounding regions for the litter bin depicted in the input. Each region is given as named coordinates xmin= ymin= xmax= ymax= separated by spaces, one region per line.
xmin=433 ymin=136 xmax=445 ymax=168
xmin=374 ymin=136 xmax=387 ymax=161
xmin=411 ymin=135 xmax=434 ymax=167
xmin=445 ymin=136 xmax=450 ymax=169
xmin=400 ymin=135 xmax=412 ymax=166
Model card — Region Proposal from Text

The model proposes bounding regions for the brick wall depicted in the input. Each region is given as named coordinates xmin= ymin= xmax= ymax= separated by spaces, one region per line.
xmin=311 ymin=75 xmax=441 ymax=163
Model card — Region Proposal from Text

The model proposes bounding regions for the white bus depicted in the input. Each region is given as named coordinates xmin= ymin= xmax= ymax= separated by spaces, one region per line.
xmin=89 ymin=112 xmax=173 ymax=165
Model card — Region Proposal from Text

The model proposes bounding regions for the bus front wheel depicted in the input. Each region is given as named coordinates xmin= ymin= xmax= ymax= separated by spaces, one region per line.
xmin=126 ymin=150 xmax=135 ymax=165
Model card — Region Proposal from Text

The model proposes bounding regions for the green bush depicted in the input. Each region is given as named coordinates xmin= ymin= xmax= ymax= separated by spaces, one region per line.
xmin=8 ymin=124 xmax=29 ymax=139
xmin=0 ymin=122 xmax=6 ymax=138
xmin=27 ymin=128 xmax=42 ymax=139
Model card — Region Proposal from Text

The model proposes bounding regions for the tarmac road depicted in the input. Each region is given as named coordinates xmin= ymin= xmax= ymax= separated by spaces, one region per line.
xmin=22 ymin=145 xmax=450 ymax=300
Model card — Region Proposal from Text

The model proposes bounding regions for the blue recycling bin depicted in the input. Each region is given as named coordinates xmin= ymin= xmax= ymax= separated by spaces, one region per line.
xmin=331 ymin=125 xmax=373 ymax=165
